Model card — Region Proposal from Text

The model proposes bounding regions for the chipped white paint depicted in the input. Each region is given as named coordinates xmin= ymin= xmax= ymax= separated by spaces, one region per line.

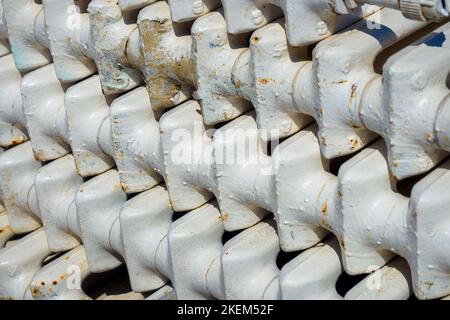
xmin=360 ymin=24 xmax=450 ymax=179
xmin=75 ymin=170 xmax=127 ymax=273
xmin=217 ymin=9 xmax=426 ymax=172
xmin=21 ymin=64 xmax=71 ymax=161
xmin=0 ymin=54 xmax=27 ymax=147
xmin=110 ymin=87 xmax=164 ymax=193
xmin=281 ymin=237 xmax=413 ymax=300
xmin=65 ymin=75 xmax=116 ymax=177
xmin=157 ymin=101 xmax=272 ymax=230
xmin=0 ymin=229 xmax=51 ymax=299
xmin=2 ymin=0 xmax=51 ymax=72
xmin=221 ymin=0 xmax=375 ymax=46
xmin=1 ymin=0 xmax=449 ymax=302
xmin=88 ymin=0 xmax=144 ymax=95
xmin=25 ymin=246 xmax=91 ymax=300
xmin=138 ymin=1 xmax=195 ymax=109
xmin=0 ymin=211 xmax=12 ymax=248
xmin=72 ymin=169 xmax=277 ymax=299
xmin=34 ymin=155 xmax=83 ymax=252
xmin=42 ymin=0 xmax=97 ymax=83
xmin=275 ymin=126 xmax=450 ymax=299
xmin=113 ymin=95 xmax=271 ymax=230
xmin=0 ymin=147 xmax=14 ymax=247
xmin=0 ymin=142 xmax=41 ymax=234
xmin=191 ymin=8 xmax=425 ymax=143
xmin=42 ymin=0 xmax=145 ymax=92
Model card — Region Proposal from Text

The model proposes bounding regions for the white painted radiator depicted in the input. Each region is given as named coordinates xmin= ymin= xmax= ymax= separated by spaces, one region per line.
xmin=0 ymin=0 xmax=449 ymax=301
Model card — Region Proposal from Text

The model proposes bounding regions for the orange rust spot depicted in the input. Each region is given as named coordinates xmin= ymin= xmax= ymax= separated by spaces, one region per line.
xmin=321 ymin=201 xmax=328 ymax=226
xmin=219 ymin=213 xmax=229 ymax=222
xmin=60 ymin=275 xmax=65 ymax=280
xmin=332 ymin=80 xmax=348 ymax=84
xmin=259 ymin=78 xmax=274 ymax=85
xmin=31 ymin=287 xmax=41 ymax=297
xmin=251 ymin=36 xmax=260 ymax=44
xmin=52 ymin=280 xmax=58 ymax=286
xmin=349 ymin=137 xmax=359 ymax=149
xmin=120 ymin=182 xmax=129 ymax=193
xmin=34 ymin=150 xmax=44 ymax=161
xmin=10 ymin=136 xmax=25 ymax=146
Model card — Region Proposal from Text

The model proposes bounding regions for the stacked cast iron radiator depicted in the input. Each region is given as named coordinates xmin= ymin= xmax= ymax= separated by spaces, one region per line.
xmin=0 ymin=0 xmax=449 ymax=300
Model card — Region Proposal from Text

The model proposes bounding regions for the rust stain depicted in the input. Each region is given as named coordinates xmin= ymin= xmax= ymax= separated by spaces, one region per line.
xmin=348 ymin=84 xmax=357 ymax=110
xmin=0 ymin=226 xmax=9 ymax=234
xmin=219 ymin=213 xmax=229 ymax=222
xmin=10 ymin=136 xmax=25 ymax=146
xmin=120 ymin=182 xmax=130 ymax=193
xmin=251 ymin=36 xmax=260 ymax=44
xmin=52 ymin=280 xmax=58 ymax=286
xmin=321 ymin=201 xmax=328 ymax=226
xmin=349 ymin=137 xmax=359 ymax=150
xmin=332 ymin=80 xmax=348 ymax=84
xmin=140 ymin=18 xmax=195 ymax=109
xmin=259 ymin=78 xmax=274 ymax=85
xmin=31 ymin=287 xmax=42 ymax=297
xmin=34 ymin=150 xmax=44 ymax=162
xmin=426 ymin=132 xmax=433 ymax=143
xmin=424 ymin=281 xmax=434 ymax=288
